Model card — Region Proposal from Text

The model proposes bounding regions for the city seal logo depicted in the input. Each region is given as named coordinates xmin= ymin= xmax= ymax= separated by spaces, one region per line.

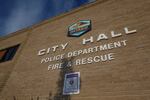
xmin=68 ymin=20 xmax=91 ymax=37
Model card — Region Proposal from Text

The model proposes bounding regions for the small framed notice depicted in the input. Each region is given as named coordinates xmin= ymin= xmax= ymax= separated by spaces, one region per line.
xmin=63 ymin=72 xmax=80 ymax=95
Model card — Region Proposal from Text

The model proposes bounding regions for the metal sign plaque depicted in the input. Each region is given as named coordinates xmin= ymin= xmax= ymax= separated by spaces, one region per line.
xmin=63 ymin=72 xmax=80 ymax=95
xmin=68 ymin=20 xmax=91 ymax=37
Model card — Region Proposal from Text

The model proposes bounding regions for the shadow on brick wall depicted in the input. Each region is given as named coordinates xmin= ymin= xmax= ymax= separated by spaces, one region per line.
xmin=53 ymin=57 xmax=75 ymax=100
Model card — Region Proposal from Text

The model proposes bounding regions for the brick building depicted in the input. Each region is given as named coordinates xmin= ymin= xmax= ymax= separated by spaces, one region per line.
xmin=0 ymin=0 xmax=150 ymax=100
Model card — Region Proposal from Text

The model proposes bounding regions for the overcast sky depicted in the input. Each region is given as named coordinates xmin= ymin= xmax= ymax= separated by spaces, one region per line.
xmin=0 ymin=0 xmax=95 ymax=37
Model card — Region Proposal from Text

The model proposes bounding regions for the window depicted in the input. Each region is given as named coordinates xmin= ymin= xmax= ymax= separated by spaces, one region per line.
xmin=0 ymin=44 xmax=20 ymax=63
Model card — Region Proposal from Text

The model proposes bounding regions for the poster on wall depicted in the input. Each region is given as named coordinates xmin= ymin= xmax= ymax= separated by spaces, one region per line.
xmin=63 ymin=72 xmax=80 ymax=95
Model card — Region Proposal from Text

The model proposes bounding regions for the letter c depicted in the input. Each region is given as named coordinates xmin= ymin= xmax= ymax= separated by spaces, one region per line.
xmin=38 ymin=49 xmax=46 ymax=56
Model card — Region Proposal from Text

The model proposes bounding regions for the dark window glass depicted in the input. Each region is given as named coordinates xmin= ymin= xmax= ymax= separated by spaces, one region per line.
xmin=0 ymin=50 xmax=7 ymax=60
xmin=0 ymin=44 xmax=20 ymax=63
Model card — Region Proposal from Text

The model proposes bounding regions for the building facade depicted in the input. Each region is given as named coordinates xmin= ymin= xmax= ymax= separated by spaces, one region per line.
xmin=0 ymin=0 xmax=150 ymax=100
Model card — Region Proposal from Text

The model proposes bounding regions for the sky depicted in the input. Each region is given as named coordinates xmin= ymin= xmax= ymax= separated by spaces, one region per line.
xmin=0 ymin=0 xmax=95 ymax=37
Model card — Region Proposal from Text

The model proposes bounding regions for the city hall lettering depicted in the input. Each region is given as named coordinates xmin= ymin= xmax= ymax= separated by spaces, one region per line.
xmin=37 ymin=27 xmax=137 ymax=70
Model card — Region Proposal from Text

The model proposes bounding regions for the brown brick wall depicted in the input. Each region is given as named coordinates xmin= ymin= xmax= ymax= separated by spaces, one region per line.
xmin=0 ymin=30 xmax=31 ymax=99
xmin=0 ymin=0 xmax=150 ymax=99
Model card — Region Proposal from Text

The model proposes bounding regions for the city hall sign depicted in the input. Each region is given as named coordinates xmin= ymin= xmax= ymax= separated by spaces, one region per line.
xmin=37 ymin=20 xmax=137 ymax=70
